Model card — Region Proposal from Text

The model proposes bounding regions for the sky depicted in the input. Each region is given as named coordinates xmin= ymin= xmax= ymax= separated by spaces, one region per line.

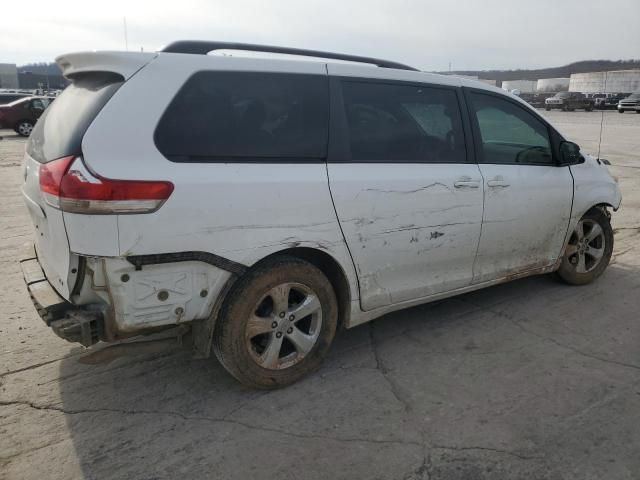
xmin=1 ymin=0 xmax=639 ymax=71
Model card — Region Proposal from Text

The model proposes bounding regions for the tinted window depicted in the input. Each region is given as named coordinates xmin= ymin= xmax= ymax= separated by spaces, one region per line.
xmin=27 ymin=73 xmax=123 ymax=163
xmin=31 ymin=99 xmax=46 ymax=111
xmin=469 ymin=92 xmax=553 ymax=165
xmin=341 ymin=81 xmax=466 ymax=163
xmin=155 ymin=72 xmax=329 ymax=161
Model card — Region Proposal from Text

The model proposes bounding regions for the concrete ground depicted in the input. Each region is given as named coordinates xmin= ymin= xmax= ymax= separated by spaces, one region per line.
xmin=1 ymin=110 xmax=639 ymax=480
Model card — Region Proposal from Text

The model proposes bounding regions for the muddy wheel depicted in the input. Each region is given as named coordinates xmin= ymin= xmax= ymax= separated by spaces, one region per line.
xmin=556 ymin=208 xmax=613 ymax=285
xmin=213 ymin=256 xmax=338 ymax=389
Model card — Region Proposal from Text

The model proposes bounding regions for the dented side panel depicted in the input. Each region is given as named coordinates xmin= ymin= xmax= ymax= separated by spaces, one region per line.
xmin=569 ymin=154 xmax=622 ymax=224
xmin=472 ymin=164 xmax=573 ymax=283
xmin=328 ymin=163 xmax=485 ymax=311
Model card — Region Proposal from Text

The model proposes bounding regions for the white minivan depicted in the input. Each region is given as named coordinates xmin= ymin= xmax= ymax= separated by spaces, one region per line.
xmin=20 ymin=41 xmax=621 ymax=388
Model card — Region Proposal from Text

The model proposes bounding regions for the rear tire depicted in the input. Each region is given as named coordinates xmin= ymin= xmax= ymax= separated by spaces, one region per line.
xmin=213 ymin=255 xmax=338 ymax=389
xmin=16 ymin=120 xmax=34 ymax=137
xmin=556 ymin=208 xmax=613 ymax=286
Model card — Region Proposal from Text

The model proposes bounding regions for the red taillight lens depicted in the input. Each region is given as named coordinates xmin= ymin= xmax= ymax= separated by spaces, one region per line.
xmin=40 ymin=156 xmax=174 ymax=214
xmin=39 ymin=156 xmax=75 ymax=204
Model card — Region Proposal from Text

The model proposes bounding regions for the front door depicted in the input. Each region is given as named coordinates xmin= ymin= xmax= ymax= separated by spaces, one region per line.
xmin=328 ymin=77 xmax=484 ymax=311
xmin=465 ymin=90 xmax=573 ymax=283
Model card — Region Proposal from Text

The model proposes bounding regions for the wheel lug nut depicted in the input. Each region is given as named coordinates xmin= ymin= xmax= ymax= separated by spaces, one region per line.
xmin=289 ymin=315 xmax=295 ymax=321
xmin=276 ymin=332 xmax=282 ymax=338
xmin=279 ymin=312 xmax=285 ymax=318
xmin=271 ymin=321 xmax=278 ymax=329
xmin=287 ymin=327 xmax=293 ymax=334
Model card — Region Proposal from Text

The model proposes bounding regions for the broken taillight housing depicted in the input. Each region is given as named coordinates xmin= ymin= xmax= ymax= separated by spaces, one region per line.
xmin=39 ymin=156 xmax=174 ymax=214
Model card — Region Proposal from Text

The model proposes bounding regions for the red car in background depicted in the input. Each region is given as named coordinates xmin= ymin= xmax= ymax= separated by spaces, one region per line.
xmin=0 ymin=96 xmax=55 ymax=136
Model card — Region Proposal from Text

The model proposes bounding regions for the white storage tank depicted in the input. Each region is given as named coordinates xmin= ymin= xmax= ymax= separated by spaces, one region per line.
xmin=0 ymin=63 xmax=19 ymax=89
xmin=536 ymin=78 xmax=570 ymax=92
xmin=569 ymin=70 xmax=640 ymax=93
xmin=501 ymin=80 xmax=537 ymax=94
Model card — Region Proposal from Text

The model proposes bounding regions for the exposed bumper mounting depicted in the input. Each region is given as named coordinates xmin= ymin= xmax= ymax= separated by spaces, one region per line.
xmin=20 ymin=246 xmax=104 ymax=347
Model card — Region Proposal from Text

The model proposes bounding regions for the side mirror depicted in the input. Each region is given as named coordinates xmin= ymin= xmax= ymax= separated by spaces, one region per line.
xmin=559 ymin=141 xmax=584 ymax=166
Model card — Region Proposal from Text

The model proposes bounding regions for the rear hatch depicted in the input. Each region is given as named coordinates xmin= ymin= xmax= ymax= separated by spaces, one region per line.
xmin=21 ymin=72 xmax=125 ymax=299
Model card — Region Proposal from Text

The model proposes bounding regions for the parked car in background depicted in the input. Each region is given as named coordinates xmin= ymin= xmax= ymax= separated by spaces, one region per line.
xmin=525 ymin=92 xmax=554 ymax=109
xmin=617 ymin=93 xmax=640 ymax=113
xmin=0 ymin=93 xmax=30 ymax=105
xmin=545 ymin=92 xmax=594 ymax=111
xmin=594 ymin=93 xmax=627 ymax=110
xmin=0 ymin=96 xmax=54 ymax=136
xmin=19 ymin=42 xmax=621 ymax=388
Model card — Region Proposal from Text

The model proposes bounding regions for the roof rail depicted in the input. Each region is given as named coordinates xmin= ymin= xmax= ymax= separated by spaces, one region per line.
xmin=160 ymin=41 xmax=419 ymax=72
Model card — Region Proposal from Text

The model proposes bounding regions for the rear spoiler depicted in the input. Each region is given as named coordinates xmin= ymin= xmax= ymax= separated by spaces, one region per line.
xmin=55 ymin=51 xmax=157 ymax=80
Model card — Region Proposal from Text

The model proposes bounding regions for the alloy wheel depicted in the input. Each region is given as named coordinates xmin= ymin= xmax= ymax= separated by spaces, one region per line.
xmin=245 ymin=282 xmax=322 ymax=370
xmin=18 ymin=122 xmax=33 ymax=136
xmin=565 ymin=219 xmax=606 ymax=273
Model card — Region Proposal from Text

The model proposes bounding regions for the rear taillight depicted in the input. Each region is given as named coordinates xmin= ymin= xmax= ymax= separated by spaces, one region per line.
xmin=39 ymin=156 xmax=174 ymax=214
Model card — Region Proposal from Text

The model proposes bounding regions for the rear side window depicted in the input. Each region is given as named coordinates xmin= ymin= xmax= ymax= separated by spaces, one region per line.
xmin=155 ymin=72 xmax=329 ymax=162
xmin=27 ymin=72 xmax=123 ymax=163
xmin=341 ymin=81 xmax=466 ymax=163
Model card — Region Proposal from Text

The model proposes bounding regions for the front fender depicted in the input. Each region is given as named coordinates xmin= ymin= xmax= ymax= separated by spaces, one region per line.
xmin=570 ymin=155 xmax=622 ymax=221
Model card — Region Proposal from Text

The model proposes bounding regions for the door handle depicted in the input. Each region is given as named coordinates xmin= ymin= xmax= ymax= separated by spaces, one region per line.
xmin=487 ymin=177 xmax=510 ymax=188
xmin=454 ymin=181 xmax=480 ymax=188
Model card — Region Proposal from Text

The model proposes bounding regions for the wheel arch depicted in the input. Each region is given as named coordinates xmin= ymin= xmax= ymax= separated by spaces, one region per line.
xmin=259 ymin=247 xmax=352 ymax=331
xmin=555 ymin=201 xmax=615 ymax=271
xmin=192 ymin=246 xmax=356 ymax=359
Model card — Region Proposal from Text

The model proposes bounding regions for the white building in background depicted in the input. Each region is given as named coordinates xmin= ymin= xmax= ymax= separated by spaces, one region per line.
xmin=501 ymin=80 xmax=537 ymax=94
xmin=569 ymin=70 xmax=640 ymax=93
xmin=0 ymin=63 xmax=19 ymax=89
xmin=536 ymin=78 xmax=570 ymax=92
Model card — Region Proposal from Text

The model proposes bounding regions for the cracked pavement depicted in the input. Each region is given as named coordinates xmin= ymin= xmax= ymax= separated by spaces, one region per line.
xmin=2 ymin=110 xmax=640 ymax=479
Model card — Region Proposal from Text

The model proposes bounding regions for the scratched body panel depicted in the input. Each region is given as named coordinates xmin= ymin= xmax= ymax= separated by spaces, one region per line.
xmin=328 ymin=163 xmax=484 ymax=310
xmin=472 ymin=163 xmax=574 ymax=283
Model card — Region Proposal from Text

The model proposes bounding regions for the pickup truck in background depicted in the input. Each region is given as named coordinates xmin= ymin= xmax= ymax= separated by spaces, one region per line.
xmin=617 ymin=93 xmax=640 ymax=113
xmin=545 ymin=92 xmax=594 ymax=111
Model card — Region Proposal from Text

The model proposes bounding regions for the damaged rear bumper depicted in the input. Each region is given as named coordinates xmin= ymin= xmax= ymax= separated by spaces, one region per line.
xmin=20 ymin=246 xmax=105 ymax=347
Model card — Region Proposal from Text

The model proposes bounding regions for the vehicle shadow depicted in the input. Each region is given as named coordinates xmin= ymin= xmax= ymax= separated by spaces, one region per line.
xmin=55 ymin=261 xmax=640 ymax=479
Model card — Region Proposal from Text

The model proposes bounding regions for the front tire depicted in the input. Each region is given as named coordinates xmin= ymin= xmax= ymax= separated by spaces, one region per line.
xmin=556 ymin=208 xmax=613 ymax=285
xmin=213 ymin=256 xmax=338 ymax=389
xmin=618 ymin=109 xmax=625 ymax=113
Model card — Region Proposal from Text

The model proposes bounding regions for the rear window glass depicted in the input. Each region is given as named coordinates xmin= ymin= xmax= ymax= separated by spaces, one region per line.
xmin=27 ymin=72 xmax=123 ymax=163
xmin=154 ymin=71 xmax=329 ymax=162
